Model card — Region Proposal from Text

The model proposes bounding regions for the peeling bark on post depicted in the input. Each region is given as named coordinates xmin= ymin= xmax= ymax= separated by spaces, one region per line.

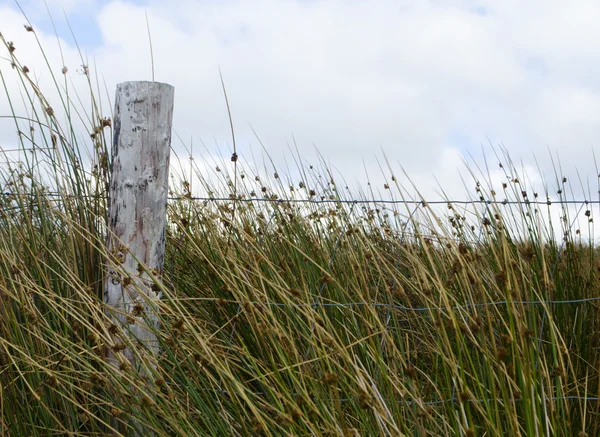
xmin=105 ymin=81 xmax=174 ymax=377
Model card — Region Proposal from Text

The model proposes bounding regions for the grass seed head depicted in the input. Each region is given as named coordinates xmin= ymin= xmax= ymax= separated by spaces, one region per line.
xmin=495 ymin=346 xmax=509 ymax=362
xmin=494 ymin=270 xmax=507 ymax=287
xmin=119 ymin=359 xmax=132 ymax=372
xmin=320 ymin=274 xmax=333 ymax=284
xmin=358 ymin=390 xmax=372 ymax=409
xmin=322 ymin=372 xmax=339 ymax=385
xmin=404 ymin=365 xmax=417 ymax=379
xmin=112 ymin=343 xmax=127 ymax=352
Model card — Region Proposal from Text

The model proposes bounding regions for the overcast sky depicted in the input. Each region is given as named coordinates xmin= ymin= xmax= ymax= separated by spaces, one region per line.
xmin=1 ymin=0 xmax=599 ymax=218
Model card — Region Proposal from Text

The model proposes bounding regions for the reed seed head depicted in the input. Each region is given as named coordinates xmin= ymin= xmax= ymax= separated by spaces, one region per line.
xmin=322 ymin=372 xmax=339 ymax=385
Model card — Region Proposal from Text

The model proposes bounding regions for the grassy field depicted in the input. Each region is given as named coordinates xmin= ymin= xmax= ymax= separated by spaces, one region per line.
xmin=1 ymin=28 xmax=599 ymax=436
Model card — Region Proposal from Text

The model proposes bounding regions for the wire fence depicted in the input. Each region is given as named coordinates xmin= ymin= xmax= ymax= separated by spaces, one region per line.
xmin=185 ymin=194 xmax=599 ymax=407
xmin=2 ymin=190 xmax=600 ymax=206
xmin=211 ymin=388 xmax=600 ymax=406
xmin=2 ymin=189 xmax=599 ymax=408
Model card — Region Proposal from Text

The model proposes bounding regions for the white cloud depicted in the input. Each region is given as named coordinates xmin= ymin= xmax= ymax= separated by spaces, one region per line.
xmin=25 ymin=0 xmax=96 ymax=15
xmin=1 ymin=0 xmax=599 ymax=235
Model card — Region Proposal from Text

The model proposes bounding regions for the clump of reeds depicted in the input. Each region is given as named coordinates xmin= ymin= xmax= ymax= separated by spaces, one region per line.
xmin=0 ymin=23 xmax=599 ymax=437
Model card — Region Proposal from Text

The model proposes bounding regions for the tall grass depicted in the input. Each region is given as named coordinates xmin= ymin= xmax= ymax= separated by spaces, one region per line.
xmin=1 ymin=25 xmax=599 ymax=437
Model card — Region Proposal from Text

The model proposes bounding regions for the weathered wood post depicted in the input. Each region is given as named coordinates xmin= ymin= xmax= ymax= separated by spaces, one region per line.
xmin=104 ymin=81 xmax=174 ymax=385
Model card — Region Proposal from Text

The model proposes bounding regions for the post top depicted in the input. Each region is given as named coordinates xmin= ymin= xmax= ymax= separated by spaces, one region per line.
xmin=117 ymin=81 xmax=174 ymax=90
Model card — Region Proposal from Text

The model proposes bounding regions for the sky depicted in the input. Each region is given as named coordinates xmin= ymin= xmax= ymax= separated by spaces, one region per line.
xmin=0 ymin=0 xmax=599 ymax=238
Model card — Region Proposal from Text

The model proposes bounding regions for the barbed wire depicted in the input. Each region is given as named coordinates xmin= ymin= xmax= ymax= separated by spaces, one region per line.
xmin=1 ymin=190 xmax=599 ymax=206
xmin=168 ymin=295 xmax=600 ymax=312
xmin=207 ymin=388 xmax=599 ymax=406
xmin=169 ymin=196 xmax=600 ymax=207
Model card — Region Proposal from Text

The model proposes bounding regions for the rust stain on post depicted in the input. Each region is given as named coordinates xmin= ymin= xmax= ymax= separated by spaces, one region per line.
xmin=105 ymin=81 xmax=174 ymax=373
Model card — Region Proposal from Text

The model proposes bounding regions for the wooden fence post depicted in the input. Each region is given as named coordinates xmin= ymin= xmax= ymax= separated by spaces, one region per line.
xmin=104 ymin=81 xmax=174 ymax=387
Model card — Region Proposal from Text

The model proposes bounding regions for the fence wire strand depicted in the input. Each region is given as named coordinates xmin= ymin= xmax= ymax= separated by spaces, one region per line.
xmin=1 ymin=190 xmax=600 ymax=206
